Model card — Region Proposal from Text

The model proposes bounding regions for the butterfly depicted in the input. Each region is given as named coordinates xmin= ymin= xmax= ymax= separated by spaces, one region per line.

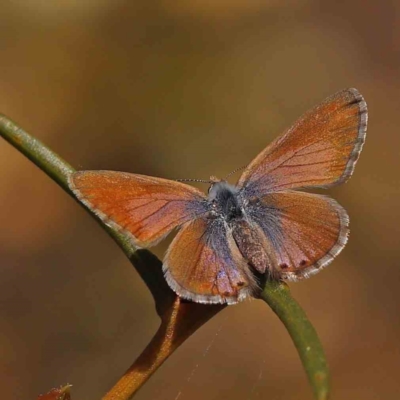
xmin=69 ymin=88 xmax=367 ymax=305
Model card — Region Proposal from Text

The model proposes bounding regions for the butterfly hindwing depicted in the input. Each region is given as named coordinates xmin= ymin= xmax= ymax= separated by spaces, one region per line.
xmin=247 ymin=190 xmax=348 ymax=280
xmin=163 ymin=218 xmax=257 ymax=304
xmin=69 ymin=171 xmax=208 ymax=248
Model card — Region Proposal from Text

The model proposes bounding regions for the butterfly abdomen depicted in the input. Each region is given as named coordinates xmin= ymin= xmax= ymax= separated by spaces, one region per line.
xmin=231 ymin=219 xmax=268 ymax=275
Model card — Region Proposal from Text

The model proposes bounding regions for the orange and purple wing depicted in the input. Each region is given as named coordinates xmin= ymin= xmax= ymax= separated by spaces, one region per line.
xmin=163 ymin=218 xmax=257 ymax=304
xmin=69 ymin=171 xmax=208 ymax=248
xmin=238 ymin=88 xmax=367 ymax=195
xmin=248 ymin=191 xmax=348 ymax=280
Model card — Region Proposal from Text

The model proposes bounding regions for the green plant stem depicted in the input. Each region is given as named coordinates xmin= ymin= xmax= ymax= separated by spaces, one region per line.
xmin=0 ymin=115 xmax=74 ymax=192
xmin=1 ymin=114 xmax=330 ymax=400
xmin=260 ymin=280 xmax=330 ymax=400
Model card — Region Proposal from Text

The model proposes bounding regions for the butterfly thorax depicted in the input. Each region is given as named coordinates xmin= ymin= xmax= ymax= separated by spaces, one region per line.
xmin=208 ymin=181 xmax=243 ymax=222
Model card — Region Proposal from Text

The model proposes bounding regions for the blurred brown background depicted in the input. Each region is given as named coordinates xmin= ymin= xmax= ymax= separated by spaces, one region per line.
xmin=0 ymin=1 xmax=399 ymax=399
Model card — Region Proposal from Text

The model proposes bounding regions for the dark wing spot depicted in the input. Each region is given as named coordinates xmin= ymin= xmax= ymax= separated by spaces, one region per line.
xmin=236 ymin=281 xmax=245 ymax=287
xmin=299 ymin=260 xmax=307 ymax=266
xmin=279 ymin=263 xmax=289 ymax=270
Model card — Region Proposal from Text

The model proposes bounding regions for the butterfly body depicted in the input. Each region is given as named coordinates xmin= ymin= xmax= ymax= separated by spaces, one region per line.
xmin=208 ymin=181 xmax=270 ymax=273
xmin=69 ymin=88 xmax=367 ymax=304
xmin=202 ymin=180 xmax=271 ymax=292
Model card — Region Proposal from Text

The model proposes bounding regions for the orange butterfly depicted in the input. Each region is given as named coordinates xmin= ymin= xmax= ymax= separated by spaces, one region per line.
xmin=69 ymin=88 xmax=367 ymax=304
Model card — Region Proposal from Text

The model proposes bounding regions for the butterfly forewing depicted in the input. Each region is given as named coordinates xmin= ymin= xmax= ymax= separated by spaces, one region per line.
xmin=247 ymin=191 xmax=349 ymax=280
xmin=238 ymin=88 xmax=367 ymax=195
xmin=69 ymin=171 xmax=208 ymax=248
xmin=164 ymin=218 xmax=257 ymax=304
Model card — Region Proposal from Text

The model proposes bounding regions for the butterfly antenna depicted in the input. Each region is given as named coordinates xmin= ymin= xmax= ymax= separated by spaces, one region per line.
xmin=224 ymin=165 xmax=247 ymax=180
xmin=176 ymin=178 xmax=213 ymax=184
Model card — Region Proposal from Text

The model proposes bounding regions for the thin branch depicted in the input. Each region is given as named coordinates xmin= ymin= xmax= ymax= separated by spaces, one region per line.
xmin=1 ymin=114 xmax=330 ymax=400
xmin=102 ymin=296 xmax=223 ymax=400
xmin=0 ymin=115 xmax=74 ymax=192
